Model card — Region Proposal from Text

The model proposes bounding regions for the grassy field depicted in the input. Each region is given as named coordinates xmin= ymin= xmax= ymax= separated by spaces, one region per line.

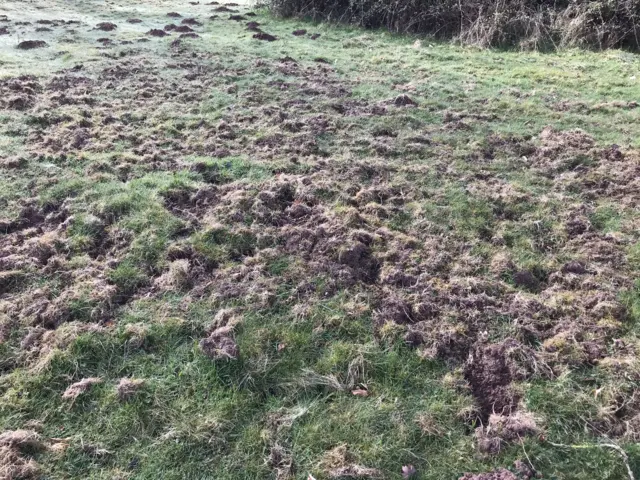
xmin=1 ymin=1 xmax=640 ymax=479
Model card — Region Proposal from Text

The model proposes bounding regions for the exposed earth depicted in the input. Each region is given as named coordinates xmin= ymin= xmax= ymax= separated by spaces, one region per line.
xmin=1 ymin=0 xmax=640 ymax=479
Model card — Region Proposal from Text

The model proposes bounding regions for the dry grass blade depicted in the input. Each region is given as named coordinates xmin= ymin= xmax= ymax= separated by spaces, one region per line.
xmin=546 ymin=441 xmax=635 ymax=480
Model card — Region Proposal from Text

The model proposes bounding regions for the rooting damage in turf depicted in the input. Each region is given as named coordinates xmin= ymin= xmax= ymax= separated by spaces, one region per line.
xmin=1 ymin=0 xmax=640 ymax=479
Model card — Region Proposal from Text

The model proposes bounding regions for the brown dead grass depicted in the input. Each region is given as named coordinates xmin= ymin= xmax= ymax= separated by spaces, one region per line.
xmin=319 ymin=444 xmax=383 ymax=479
xmin=0 ymin=430 xmax=44 ymax=480
xmin=62 ymin=377 xmax=103 ymax=400
xmin=475 ymin=412 xmax=541 ymax=455
xmin=116 ymin=378 xmax=145 ymax=401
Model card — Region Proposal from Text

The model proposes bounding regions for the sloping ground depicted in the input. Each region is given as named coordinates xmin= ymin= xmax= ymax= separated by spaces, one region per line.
xmin=1 ymin=1 xmax=640 ymax=479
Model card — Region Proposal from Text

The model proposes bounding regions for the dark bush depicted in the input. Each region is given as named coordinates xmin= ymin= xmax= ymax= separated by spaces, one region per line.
xmin=266 ymin=0 xmax=640 ymax=49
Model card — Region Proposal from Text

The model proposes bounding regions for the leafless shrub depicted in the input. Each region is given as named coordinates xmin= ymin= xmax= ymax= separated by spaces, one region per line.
xmin=266 ymin=0 xmax=640 ymax=50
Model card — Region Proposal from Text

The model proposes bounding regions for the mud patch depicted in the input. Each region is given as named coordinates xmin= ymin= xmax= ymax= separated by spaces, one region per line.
xmin=464 ymin=341 xmax=521 ymax=421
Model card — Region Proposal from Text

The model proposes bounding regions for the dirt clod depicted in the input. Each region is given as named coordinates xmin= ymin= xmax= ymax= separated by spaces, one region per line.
xmin=0 ymin=156 xmax=27 ymax=169
xmin=512 ymin=270 xmax=539 ymax=291
xmin=96 ymin=22 xmax=117 ymax=31
xmin=561 ymin=260 xmax=588 ymax=274
xmin=199 ymin=312 xmax=241 ymax=361
xmin=16 ymin=40 xmax=48 ymax=50
xmin=394 ymin=94 xmax=417 ymax=107
xmin=0 ymin=430 xmax=44 ymax=450
xmin=147 ymin=29 xmax=169 ymax=37
xmin=0 ymin=271 xmax=26 ymax=294
xmin=253 ymin=32 xmax=277 ymax=41
xmin=475 ymin=412 xmax=540 ymax=454
xmin=292 ymin=29 xmax=307 ymax=36
xmin=0 ymin=430 xmax=44 ymax=480
xmin=200 ymin=330 xmax=239 ymax=360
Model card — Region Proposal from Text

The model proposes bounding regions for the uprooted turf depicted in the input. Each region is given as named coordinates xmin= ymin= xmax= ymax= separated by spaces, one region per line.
xmin=1 ymin=0 xmax=640 ymax=478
